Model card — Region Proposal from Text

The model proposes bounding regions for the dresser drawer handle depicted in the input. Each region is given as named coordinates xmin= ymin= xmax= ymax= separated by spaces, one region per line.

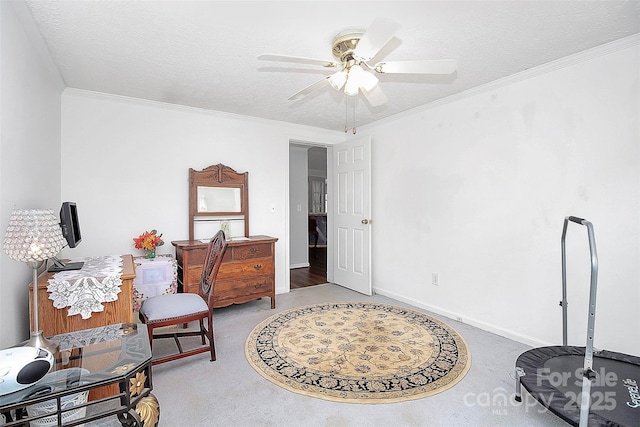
xmin=253 ymin=282 xmax=265 ymax=289
xmin=253 ymin=264 xmax=263 ymax=271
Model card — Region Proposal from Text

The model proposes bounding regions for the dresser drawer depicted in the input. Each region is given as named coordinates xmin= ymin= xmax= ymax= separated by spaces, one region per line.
xmin=217 ymin=257 xmax=274 ymax=281
xmin=229 ymin=243 xmax=272 ymax=260
xmin=181 ymin=242 xmax=271 ymax=266
xmin=184 ymin=258 xmax=273 ymax=290
xmin=213 ymin=277 xmax=274 ymax=305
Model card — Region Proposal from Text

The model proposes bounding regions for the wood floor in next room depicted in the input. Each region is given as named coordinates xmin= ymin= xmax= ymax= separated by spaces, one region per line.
xmin=290 ymin=246 xmax=327 ymax=289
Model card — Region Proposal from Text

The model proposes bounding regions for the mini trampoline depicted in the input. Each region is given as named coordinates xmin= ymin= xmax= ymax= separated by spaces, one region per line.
xmin=515 ymin=217 xmax=640 ymax=427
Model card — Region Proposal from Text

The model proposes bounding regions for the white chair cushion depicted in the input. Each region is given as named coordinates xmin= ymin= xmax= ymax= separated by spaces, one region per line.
xmin=140 ymin=293 xmax=208 ymax=322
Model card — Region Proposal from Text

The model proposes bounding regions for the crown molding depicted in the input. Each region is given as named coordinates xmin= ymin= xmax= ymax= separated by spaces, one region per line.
xmin=62 ymin=87 xmax=344 ymax=140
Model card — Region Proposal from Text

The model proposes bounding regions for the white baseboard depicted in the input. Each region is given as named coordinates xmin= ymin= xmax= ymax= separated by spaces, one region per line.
xmin=373 ymin=287 xmax=553 ymax=348
xmin=290 ymin=262 xmax=310 ymax=269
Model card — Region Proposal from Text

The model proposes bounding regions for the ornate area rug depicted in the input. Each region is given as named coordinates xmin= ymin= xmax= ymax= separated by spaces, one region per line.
xmin=245 ymin=302 xmax=471 ymax=403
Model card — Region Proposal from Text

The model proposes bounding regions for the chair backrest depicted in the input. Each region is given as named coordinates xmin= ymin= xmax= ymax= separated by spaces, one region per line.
xmin=199 ymin=230 xmax=228 ymax=306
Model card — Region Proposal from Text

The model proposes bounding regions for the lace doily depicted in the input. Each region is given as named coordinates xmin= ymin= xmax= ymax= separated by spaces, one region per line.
xmin=47 ymin=255 xmax=124 ymax=319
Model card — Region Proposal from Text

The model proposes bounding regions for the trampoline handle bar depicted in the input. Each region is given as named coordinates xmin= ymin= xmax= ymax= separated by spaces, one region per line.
xmin=561 ymin=216 xmax=599 ymax=372
xmin=568 ymin=216 xmax=586 ymax=224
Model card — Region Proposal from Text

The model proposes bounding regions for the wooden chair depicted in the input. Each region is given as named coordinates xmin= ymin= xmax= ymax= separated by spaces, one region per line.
xmin=139 ymin=230 xmax=228 ymax=365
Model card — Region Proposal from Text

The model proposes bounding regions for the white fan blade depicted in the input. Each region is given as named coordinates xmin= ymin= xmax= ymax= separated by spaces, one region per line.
xmin=361 ymin=85 xmax=388 ymax=107
xmin=375 ymin=59 xmax=458 ymax=75
xmin=288 ymin=77 xmax=332 ymax=101
xmin=258 ymin=54 xmax=338 ymax=68
xmin=353 ymin=18 xmax=401 ymax=62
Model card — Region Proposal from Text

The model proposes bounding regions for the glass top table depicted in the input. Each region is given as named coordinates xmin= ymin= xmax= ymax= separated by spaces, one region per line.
xmin=0 ymin=323 xmax=158 ymax=426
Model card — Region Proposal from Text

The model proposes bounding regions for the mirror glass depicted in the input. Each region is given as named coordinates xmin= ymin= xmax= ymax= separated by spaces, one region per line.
xmin=197 ymin=186 xmax=241 ymax=213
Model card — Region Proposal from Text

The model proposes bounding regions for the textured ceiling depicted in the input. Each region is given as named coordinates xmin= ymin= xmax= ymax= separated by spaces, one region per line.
xmin=25 ymin=1 xmax=640 ymax=132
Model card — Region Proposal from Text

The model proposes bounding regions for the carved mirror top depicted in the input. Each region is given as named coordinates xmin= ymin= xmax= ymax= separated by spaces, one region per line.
xmin=191 ymin=163 xmax=247 ymax=186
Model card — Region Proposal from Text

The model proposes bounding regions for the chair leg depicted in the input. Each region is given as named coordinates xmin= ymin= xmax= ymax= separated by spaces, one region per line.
xmin=207 ymin=314 xmax=216 ymax=362
xmin=146 ymin=324 xmax=154 ymax=351
xmin=199 ymin=319 xmax=206 ymax=345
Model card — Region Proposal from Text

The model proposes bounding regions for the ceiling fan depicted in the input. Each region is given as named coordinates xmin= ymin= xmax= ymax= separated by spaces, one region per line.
xmin=258 ymin=18 xmax=458 ymax=107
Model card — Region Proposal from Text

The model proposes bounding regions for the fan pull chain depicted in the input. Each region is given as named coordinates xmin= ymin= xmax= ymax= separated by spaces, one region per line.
xmin=344 ymin=98 xmax=349 ymax=133
xmin=352 ymin=97 xmax=357 ymax=134
xmin=344 ymin=96 xmax=357 ymax=134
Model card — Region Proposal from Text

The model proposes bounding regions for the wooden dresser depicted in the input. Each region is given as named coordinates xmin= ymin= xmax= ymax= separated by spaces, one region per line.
xmin=29 ymin=254 xmax=136 ymax=338
xmin=172 ymin=236 xmax=278 ymax=308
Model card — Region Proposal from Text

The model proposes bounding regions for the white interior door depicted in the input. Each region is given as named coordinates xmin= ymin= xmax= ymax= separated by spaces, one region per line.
xmin=332 ymin=135 xmax=372 ymax=295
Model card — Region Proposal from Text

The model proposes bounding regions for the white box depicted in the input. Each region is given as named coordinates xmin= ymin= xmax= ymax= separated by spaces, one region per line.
xmin=132 ymin=255 xmax=177 ymax=312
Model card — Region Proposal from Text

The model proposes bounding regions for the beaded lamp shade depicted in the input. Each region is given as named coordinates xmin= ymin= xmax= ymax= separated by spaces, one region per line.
xmin=3 ymin=209 xmax=65 ymax=263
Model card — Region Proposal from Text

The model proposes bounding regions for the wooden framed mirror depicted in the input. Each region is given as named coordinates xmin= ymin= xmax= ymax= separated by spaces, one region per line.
xmin=189 ymin=163 xmax=249 ymax=240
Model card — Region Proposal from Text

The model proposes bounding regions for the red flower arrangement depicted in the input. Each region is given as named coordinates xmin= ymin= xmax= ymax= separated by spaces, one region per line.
xmin=133 ymin=229 xmax=164 ymax=258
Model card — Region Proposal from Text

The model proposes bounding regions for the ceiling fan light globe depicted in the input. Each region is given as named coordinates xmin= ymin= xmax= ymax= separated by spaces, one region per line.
xmin=359 ymin=70 xmax=378 ymax=92
xmin=328 ymin=70 xmax=347 ymax=90
xmin=348 ymin=64 xmax=364 ymax=78
xmin=344 ymin=77 xmax=359 ymax=96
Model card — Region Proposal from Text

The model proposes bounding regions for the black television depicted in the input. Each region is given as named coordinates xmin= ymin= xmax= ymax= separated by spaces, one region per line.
xmin=48 ymin=202 xmax=84 ymax=272
xmin=60 ymin=201 xmax=82 ymax=248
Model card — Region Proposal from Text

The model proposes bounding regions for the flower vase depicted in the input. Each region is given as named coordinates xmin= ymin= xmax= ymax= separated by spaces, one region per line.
xmin=145 ymin=249 xmax=156 ymax=259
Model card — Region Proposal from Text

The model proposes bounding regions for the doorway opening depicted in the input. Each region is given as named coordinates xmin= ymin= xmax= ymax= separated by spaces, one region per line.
xmin=290 ymin=246 xmax=327 ymax=289
xmin=289 ymin=145 xmax=328 ymax=289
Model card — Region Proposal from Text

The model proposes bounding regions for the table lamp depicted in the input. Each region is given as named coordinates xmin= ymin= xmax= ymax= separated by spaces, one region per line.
xmin=3 ymin=209 xmax=66 ymax=352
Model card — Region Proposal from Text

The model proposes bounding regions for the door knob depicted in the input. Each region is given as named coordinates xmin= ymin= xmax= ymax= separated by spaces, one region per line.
xmin=361 ymin=219 xmax=371 ymax=225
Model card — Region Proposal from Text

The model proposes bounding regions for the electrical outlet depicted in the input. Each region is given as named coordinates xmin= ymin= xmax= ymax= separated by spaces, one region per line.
xmin=432 ymin=273 xmax=439 ymax=286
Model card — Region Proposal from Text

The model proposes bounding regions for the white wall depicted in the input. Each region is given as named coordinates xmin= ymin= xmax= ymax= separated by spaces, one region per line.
xmin=0 ymin=1 xmax=64 ymax=347
xmin=3 ymin=0 xmax=637 ymax=360
xmin=60 ymin=90 xmax=342 ymax=297
xmin=364 ymin=37 xmax=639 ymax=356
xmin=289 ymin=146 xmax=309 ymax=268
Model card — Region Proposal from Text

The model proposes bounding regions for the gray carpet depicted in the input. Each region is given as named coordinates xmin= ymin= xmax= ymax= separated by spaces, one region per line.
xmin=91 ymin=284 xmax=566 ymax=426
